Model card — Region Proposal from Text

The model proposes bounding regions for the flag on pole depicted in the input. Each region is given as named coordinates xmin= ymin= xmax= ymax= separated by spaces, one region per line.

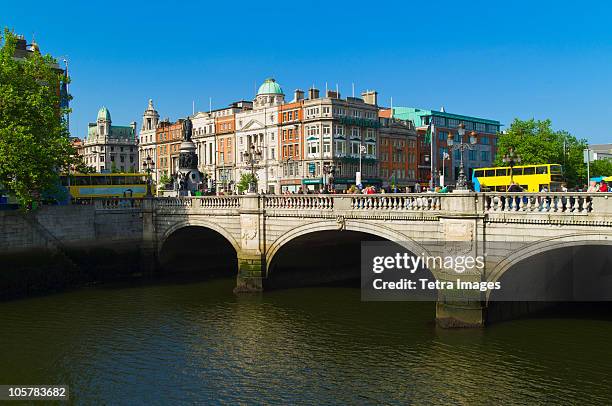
xmin=425 ymin=119 xmax=435 ymax=144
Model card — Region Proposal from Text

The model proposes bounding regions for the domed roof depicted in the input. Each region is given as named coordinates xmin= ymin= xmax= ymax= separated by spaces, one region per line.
xmin=97 ymin=106 xmax=111 ymax=121
xmin=257 ymin=78 xmax=283 ymax=95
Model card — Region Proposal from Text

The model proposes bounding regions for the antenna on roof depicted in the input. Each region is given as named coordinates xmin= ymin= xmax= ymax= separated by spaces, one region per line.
xmin=390 ymin=97 xmax=393 ymax=118
xmin=209 ymin=97 xmax=212 ymax=114
xmin=192 ymin=100 xmax=195 ymax=115
xmin=352 ymin=83 xmax=355 ymax=97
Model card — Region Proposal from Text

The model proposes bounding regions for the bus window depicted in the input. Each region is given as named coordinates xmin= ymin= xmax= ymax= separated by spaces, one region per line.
xmin=111 ymin=176 xmax=126 ymax=185
xmin=60 ymin=176 xmax=69 ymax=186
xmin=536 ymin=166 xmax=548 ymax=174
xmin=485 ymin=169 xmax=495 ymax=177
xmin=550 ymin=165 xmax=562 ymax=174
xmin=495 ymin=168 xmax=507 ymax=176
xmin=512 ymin=167 xmax=523 ymax=176
xmin=91 ymin=176 xmax=106 ymax=185
xmin=473 ymin=169 xmax=484 ymax=178
xmin=523 ymin=167 xmax=535 ymax=175
xmin=75 ymin=176 xmax=90 ymax=186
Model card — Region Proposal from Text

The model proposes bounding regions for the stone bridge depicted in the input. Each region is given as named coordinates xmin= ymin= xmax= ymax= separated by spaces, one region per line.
xmin=119 ymin=192 xmax=612 ymax=326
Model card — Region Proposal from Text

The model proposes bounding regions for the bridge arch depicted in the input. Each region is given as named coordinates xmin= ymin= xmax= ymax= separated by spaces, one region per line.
xmin=486 ymin=232 xmax=612 ymax=303
xmin=265 ymin=219 xmax=431 ymax=269
xmin=159 ymin=218 xmax=240 ymax=255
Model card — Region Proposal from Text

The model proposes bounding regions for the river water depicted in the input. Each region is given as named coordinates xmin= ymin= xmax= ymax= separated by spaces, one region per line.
xmin=1 ymin=278 xmax=611 ymax=404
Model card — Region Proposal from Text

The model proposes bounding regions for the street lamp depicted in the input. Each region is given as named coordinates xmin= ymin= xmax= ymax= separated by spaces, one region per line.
xmin=357 ymin=144 xmax=367 ymax=189
xmin=243 ymin=144 xmax=262 ymax=194
xmin=447 ymin=123 xmax=477 ymax=190
xmin=142 ymin=155 xmax=155 ymax=197
xmin=502 ymin=148 xmax=522 ymax=183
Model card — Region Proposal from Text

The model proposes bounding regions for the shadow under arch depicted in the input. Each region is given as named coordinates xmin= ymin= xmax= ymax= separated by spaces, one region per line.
xmin=158 ymin=222 xmax=238 ymax=277
xmin=266 ymin=219 xmax=432 ymax=270
xmin=485 ymin=233 xmax=612 ymax=324
xmin=486 ymin=233 xmax=612 ymax=303
xmin=265 ymin=220 xmax=437 ymax=291
xmin=159 ymin=219 xmax=240 ymax=255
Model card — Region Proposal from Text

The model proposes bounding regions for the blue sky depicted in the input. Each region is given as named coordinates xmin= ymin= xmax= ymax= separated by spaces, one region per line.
xmin=3 ymin=0 xmax=612 ymax=144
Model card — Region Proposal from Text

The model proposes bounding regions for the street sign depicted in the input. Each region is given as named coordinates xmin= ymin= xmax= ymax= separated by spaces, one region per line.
xmin=308 ymin=163 xmax=316 ymax=174
xmin=355 ymin=171 xmax=362 ymax=186
xmin=583 ymin=149 xmax=594 ymax=163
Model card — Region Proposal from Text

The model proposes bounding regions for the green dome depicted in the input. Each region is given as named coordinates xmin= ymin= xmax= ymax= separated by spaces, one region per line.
xmin=97 ymin=106 xmax=111 ymax=121
xmin=257 ymin=78 xmax=283 ymax=95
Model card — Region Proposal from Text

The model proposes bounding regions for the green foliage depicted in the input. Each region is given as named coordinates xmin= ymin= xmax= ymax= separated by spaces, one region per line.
xmin=159 ymin=174 xmax=172 ymax=188
xmin=494 ymin=118 xmax=588 ymax=187
xmin=237 ymin=172 xmax=256 ymax=193
xmin=591 ymin=158 xmax=612 ymax=178
xmin=0 ymin=28 xmax=78 ymax=208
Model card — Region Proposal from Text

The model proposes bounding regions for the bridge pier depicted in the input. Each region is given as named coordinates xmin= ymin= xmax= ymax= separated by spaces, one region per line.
xmin=234 ymin=193 xmax=265 ymax=293
xmin=436 ymin=301 xmax=486 ymax=328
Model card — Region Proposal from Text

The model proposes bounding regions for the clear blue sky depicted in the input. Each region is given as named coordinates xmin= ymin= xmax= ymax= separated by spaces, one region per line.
xmin=4 ymin=0 xmax=612 ymax=144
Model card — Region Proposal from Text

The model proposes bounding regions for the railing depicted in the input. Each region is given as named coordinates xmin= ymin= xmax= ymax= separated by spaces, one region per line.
xmin=94 ymin=198 xmax=143 ymax=210
xmin=156 ymin=196 xmax=241 ymax=209
xmin=480 ymin=192 xmax=607 ymax=214
xmin=264 ymin=195 xmax=334 ymax=210
xmin=350 ymin=194 xmax=442 ymax=211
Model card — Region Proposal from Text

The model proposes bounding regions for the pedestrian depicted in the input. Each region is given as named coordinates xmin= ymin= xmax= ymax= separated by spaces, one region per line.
xmin=415 ymin=183 xmax=422 ymax=193
xmin=599 ymin=181 xmax=609 ymax=192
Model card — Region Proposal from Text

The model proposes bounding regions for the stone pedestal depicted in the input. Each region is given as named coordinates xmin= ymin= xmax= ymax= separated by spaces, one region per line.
xmin=176 ymin=140 xmax=201 ymax=196
xmin=436 ymin=301 xmax=485 ymax=328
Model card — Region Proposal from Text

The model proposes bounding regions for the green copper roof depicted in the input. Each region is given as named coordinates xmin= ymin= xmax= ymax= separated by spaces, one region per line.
xmin=97 ymin=106 xmax=111 ymax=121
xmin=257 ymin=78 xmax=283 ymax=95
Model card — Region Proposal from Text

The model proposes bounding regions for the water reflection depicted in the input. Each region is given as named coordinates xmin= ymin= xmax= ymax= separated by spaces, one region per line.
xmin=1 ymin=279 xmax=611 ymax=404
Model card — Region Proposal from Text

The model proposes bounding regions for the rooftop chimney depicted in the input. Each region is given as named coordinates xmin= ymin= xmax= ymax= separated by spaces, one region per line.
xmin=326 ymin=90 xmax=340 ymax=99
xmin=294 ymin=89 xmax=305 ymax=102
xmin=308 ymin=87 xmax=320 ymax=100
xmin=362 ymin=90 xmax=378 ymax=106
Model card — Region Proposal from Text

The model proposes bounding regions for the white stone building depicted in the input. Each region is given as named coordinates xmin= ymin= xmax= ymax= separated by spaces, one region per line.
xmin=82 ymin=107 xmax=138 ymax=173
xmin=235 ymin=79 xmax=284 ymax=194
xmin=138 ymin=100 xmax=160 ymax=182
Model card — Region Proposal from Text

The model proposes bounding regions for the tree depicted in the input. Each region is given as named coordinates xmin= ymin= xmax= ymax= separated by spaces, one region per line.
xmin=591 ymin=158 xmax=612 ymax=178
xmin=494 ymin=118 xmax=588 ymax=187
xmin=0 ymin=28 xmax=78 ymax=208
xmin=237 ymin=172 xmax=256 ymax=193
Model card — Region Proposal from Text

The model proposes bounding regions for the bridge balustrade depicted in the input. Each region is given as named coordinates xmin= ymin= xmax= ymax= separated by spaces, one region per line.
xmin=94 ymin=198 xmax=143 ymax=210
xmin=349 ymin=194 xmax=442 ymax=211
xmin=480 ymin=192 xmax=606 ymax=214
xmin=264 ymin=195 xmax=334 ymax=210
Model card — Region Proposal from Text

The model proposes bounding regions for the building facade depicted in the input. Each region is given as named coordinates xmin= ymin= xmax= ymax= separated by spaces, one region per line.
xmin=155 ymin=119 xmax=184 ymax=179
xmin=82 ymin=107 xmax=138 ymax=173
xmin=377 ymin=110 xmax=418 ymax=190
xmin=139 ymin=99 xmax=160 ymax=182
xmin=392 ymin=107 xmax=501 ymax=186
xmin=235 ymin=79 xmax=284 ymax=194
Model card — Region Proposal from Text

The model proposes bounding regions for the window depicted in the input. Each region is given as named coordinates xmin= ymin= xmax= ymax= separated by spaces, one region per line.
xmin=366 ymin=128 xmax=374 ymax=139
xmin=485 ymin=169 xmax=495 ymax=177
xmin=481 ymin=136 xmax=489 ymax=145
xmin=335 ymin=141 xmax=346 ymax=156
xmin=323 ymin=124 xmax=331 ymax=135
xmin=323 ymin=142 xmax=331 ymax=154
xmin=334 ymin=125 xmax=344 ymax=136
xmin=481 ymin=151 xmax=490 ymax=161
xmin=447 ymin=118 xmax=459 ymax=128
xmin=536 ymin=166 xmax=548 ymax=174
xmin=366 ymin=144 xmax=375 ymax=156
xmin=350 ymin=141 xmax=361 ymax=155
xmin=454 ymin=150 xmax=461 ymax=160
xmin=475 ymin=122 xmax=486 ymax=132
xmin=523 ymin=166 xmax=535 ymax=175
xmin=434 ymin=116 xmax=446 ymax=126
xmin=323 ymin=107 xmax=330 ymax=115
xmin=438 ymin=131 xmax=447 ymax=141
xmin=469 ymin=150 xmax=477 ymax=160
xmin=308 ymin=141 xmax=319 ymax=155
xmin=495 ymin=168 xmax=507 ymax=176
xmin=351 ymin=127 xmax=360 ymax=138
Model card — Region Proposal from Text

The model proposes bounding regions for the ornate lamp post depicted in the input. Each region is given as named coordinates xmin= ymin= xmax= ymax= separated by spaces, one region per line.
xmin=447 ymin=123 xmax=477 ymax=191
xmin=142 ymin=155 xmax=155 ymax=197
xmin=502 ymin=148 xmax=522 ymax=183
xmin=243 ymin=144 xmax=262 ymax=194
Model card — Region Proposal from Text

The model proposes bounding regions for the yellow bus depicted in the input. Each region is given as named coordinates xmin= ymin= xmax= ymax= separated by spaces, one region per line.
xmin=472 ymin=164 xmax=564 ymax=192
xmin=60 ymin=173 xmax=148 ymax=201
